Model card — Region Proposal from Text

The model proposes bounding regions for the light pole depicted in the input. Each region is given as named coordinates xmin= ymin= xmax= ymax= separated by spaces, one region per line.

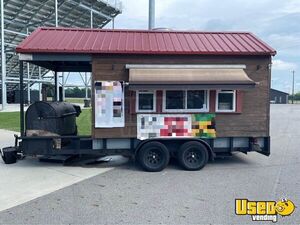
xmin=292 ymin=70 xmax=295 ymax=104
xmin=1 ymin=0 xmax=7 ymax=110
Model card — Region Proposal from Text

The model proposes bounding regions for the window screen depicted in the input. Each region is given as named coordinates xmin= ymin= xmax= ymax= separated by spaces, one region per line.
xmin=165 ymin=90 xmax=185 ymax=110
xmin=217 ymin=91 xmax=235 ymax=111
xmin=138 ymin=92 xmax=154 ymax=111
xmin=187 ymin=90 xmax=205 ymax=109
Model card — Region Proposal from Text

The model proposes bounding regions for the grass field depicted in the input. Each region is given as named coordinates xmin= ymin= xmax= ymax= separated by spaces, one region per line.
xmin=65 ymin=98 xmax=86 ymax=104
xmin=76 ymin=109 xmax=91 ymax=135
xmin=0 ymin=112 xmax=20 ymax=132
xmin=46 ymin=98 xmax=87 ymax=104
xmin=0 ymin=109 xmax=91 ymax=135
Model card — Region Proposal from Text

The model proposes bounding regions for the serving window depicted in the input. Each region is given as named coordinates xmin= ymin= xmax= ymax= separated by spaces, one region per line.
xmin=163 ymin=90 xmax=209 ymax=112
xmin=133 ymin=89 xmax=241 ymax=114
xmin=216 ymin=90 xmax=236 ymax=112
xmin=136 ymin=90 xmax=156 ymax=112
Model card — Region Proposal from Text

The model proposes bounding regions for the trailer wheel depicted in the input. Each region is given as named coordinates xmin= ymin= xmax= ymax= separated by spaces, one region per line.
xmin=1 ymin=147 xmax=17 ymax=164
xmin=177 ymin=141 xmax=208 ymax=170
xmin=137 ymin=141 xmax=170 ymax=172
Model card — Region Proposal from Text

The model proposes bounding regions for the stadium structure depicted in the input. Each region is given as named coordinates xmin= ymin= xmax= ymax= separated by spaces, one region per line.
xmin=0 ymin=0 xmax=122 ymax=109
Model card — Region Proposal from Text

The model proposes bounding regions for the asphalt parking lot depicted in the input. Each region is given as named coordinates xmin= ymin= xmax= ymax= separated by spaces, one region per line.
xmin=0 ymin=104 xmax=299 ymax=224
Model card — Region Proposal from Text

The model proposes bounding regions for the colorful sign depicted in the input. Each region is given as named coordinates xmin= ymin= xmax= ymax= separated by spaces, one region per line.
xmin=137 ymin=114 xmax=216 ymax=140
xmin=95 ymin=81 xmax=124 ymax=128
xmin=235 ymin=198 xmax=296 ymax=223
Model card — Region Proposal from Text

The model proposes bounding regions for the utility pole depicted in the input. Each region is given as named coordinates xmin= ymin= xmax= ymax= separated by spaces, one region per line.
xmin=55 ymin=0 xmax=58 ymax=27
xmin=292 ymin=70 xmax=295 ymax=104
xmin=90 ymin=8 xmax=93 ymax=28
xmin=1 ymin=0 xmax=7 ymax=110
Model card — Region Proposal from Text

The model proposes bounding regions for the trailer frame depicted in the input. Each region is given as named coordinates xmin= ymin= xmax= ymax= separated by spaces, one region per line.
xmin=12 ymin=134 xmax=270 ymax=158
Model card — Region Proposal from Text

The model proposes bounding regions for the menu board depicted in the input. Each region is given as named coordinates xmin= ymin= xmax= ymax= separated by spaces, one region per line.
xmin=94 ymin=81 xmax=124 ymax=128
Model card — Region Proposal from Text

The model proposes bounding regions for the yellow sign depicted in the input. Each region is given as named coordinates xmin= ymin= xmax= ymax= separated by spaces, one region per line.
xmin=235 ymin=198 xmax=295 ymax=222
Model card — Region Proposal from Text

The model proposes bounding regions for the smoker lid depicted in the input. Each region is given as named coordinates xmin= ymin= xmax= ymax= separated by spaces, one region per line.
xmin=26 ymin=101 xmax=78 ymax=119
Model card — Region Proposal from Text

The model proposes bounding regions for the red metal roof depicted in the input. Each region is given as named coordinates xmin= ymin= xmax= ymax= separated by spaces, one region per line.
xmin=16 ymin=27 xmax=276 ymax=56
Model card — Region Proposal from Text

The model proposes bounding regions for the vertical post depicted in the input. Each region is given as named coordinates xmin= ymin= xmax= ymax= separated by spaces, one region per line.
xmin=148 ymin=0 xmax=155 ymax=30
xmin=90 ymin=9 xmax=93 ymax=28
xmin=85 ymin=73 xmax=88 ymax=99
xmin=1 ymin=0 xmax=7 ymax=110
xmin=25 ymin=28 xmax=30 ymax=104
xmin=62 ymin=72 xmax=65 ymax=101
xmin=38 ymin=66 xmax=42 ymax=101
xmin=55 ymin=0 xmax=58 ymax=27
xmin=112 ymin=18 xmax=115 ymax=29
xmin=292 ymin=70 xmax=295 ymax=104
xmin=27 ymin=63 xmax=30 ymax=104
xmin=20 ymin=61 xmax=25 ymax=136
xmin=54 ymin=71 xmax=59 ymax=101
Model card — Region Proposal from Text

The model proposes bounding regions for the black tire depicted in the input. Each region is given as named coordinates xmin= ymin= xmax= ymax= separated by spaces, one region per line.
xmin=177 ymin=141 xmax=208 ymax=170
xmin=137 ymin=141 xmax=170 ymax=172
xmin=1 ymin=147 xmax=17 ymax=164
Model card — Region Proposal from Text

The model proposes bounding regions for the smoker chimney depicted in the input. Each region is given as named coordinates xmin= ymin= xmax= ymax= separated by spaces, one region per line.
xmin=148 ymin=0 xmax=155 ymax=30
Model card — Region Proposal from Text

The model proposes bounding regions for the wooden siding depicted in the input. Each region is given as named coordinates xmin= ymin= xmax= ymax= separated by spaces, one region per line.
xmin=92 ymin=55 xmax=271 ymax=138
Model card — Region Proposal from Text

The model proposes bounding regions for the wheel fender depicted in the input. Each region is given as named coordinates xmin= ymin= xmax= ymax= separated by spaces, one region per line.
xmin=135 ymin=139 xmax=155 ymax=156
xmin=193 ymin=139 xmax=215 ymax=161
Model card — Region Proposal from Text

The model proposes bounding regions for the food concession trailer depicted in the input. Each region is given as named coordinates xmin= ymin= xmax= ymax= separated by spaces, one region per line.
xmin=1 ymin=27 xmax=276 ymax=172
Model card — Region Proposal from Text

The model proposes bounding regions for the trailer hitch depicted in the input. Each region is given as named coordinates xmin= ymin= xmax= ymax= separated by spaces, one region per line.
xmin=13 ymin=134 xmax=25 ymax=160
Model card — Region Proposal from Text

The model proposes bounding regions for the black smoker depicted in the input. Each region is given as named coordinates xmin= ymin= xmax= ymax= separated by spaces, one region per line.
xmin=25 ymin=101 xmax=81 ymax=136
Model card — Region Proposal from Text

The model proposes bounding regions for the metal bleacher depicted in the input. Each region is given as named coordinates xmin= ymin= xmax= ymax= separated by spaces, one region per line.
xmin=0 ymin=0 xmax=122 ymax=106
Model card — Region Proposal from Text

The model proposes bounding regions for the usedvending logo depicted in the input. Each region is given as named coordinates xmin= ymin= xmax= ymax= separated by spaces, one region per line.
xmin=235 ymin=198 xmax=295 ymax=222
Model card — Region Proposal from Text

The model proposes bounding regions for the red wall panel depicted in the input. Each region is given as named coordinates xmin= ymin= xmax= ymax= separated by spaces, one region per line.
xmin=236 ymin=90 xmax=243 ymax=113
xmin=209 ymin=90 xmax=216 ymax=112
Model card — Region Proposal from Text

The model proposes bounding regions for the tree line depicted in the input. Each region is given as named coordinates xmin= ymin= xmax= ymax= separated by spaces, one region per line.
xmin=47 ymin=86 xmax=91 ymax=98
xmin=288 ymin=92 xmax=300 ymax=101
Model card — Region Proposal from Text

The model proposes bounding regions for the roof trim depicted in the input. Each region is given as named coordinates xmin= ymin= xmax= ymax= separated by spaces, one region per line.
xmin=129 ymin=84 xmax=255 ymax=90
xmin=29 ymin=26 xmax=262 ymax=34
xmin=19 ymin=53 xmax=91 ymax=62
xmin=126 ymin=64 xmax=246 ymax=69
xmin=271 ymin=88 xmax=290 ymax=95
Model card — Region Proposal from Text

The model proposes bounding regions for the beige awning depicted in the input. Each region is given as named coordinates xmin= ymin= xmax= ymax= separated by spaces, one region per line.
xmin=129 ymin=68 xmax=256 ymax=90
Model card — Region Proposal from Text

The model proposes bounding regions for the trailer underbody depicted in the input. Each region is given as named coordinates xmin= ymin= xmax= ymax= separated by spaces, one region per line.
xmin=1 ymin=135 xmax=270 ymax=171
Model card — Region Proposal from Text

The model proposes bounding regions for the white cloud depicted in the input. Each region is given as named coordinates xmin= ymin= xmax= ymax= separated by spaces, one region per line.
xmin=280 ymin=0 xmax=300 ymax=13
xmin=267 ymin=34 xmax=300 ymax=51
xmin=272 ymin=59 xmax=297 ymax=71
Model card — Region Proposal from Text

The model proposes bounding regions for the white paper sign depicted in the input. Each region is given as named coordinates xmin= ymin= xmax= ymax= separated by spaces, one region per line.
xmin=95 ymin=81 xmax=124 ymax=128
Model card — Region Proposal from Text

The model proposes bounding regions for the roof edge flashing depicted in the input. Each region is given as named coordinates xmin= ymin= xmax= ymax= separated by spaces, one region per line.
xmin=126 ymin=64 xmax=247 ymax=69
xmin=19 ymin=53 xmax=33 ymax=61
xmin=129 ymin=84 xmax=256 ymax=90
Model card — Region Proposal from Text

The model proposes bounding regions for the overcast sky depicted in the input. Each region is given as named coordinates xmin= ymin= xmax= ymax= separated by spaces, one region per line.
xmin=106 ymin=0 xmax=299 ymax=93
